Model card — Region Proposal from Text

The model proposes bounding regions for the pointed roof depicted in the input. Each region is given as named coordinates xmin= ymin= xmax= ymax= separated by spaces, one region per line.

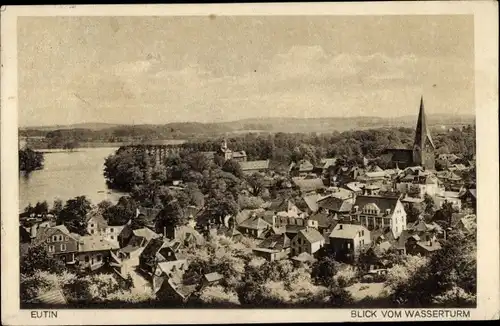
xmin=414 ymin=96 xmax=435 ymax=150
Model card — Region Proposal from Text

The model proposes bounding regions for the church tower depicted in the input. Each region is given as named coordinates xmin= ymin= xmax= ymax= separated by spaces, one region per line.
xmin=412 ymin=96 xmax=436 ymax=170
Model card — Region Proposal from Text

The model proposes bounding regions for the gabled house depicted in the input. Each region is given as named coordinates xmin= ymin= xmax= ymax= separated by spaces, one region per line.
xmin=152 ymin=259 xmax=195 ymax=303
xmin=139 ymin=238 xmax=183 ymax=276
xmin=291 ymin=177 xmax=326 ymax=194
xmin=238 ymin=214 xmax=271 ymax=239
xmin=289 ymin=159 xmax=315 ymax=177
xmin=290 ymin=227 xmax=325 ymax=256
xmin=328 ymin=224 xmax=371 ymax=261
xmin=460 ymin=189 xmax=477 ymax=214
xmin=33 ymin=225 xmax=81 ymax=265
xmin=239 ymin=160 xmax=270 ymax=175
xmin=395 ymin=167 xmax=445 ymax=198
xmin=405 ymin=235 xmax=442 ymax=256
xmin=75 ymin=235 xmax=121 ymax=271
xmin=349 ymin=195 xmax=407 ymax=238
xmin=308 ymin=212 xmax=338 ymax=234
xmin=317 ymin=192 xmax=354 ymax=215
xmin=253 ymin=233 xmax=291 ymax=261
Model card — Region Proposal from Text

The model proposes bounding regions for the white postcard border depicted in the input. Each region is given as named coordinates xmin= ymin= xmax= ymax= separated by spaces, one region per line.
xmin=1 ymin=2 xmax=499 ymax=324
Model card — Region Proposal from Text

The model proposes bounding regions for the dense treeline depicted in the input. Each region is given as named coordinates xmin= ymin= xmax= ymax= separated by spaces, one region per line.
xmin=19 ymin=148 xmax=44 ymax=172
xmin=103 ymin=126 xmax=475 ymax=192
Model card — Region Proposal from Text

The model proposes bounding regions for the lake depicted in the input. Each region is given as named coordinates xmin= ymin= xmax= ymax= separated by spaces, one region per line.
xmin=19 ymin=147 xmax=127 ymax=212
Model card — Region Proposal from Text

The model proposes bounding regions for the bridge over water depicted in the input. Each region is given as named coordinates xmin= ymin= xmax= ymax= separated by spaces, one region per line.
xmin=119 ymin=144 xmax=182 ymax=165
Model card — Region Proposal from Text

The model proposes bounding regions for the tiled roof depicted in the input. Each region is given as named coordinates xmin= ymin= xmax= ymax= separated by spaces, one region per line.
xmin=345 ymin=182 xmax=363 ymax=193
xmin=239 ymin=160 xmax=270 ymax=171
xmin=204 ymin=272 xmax=224 ymax=283
xmin=140 ymin=238 xmax=167 ymax=261
xmin=353 ymin=195 xmax=400 ymax=215
xmin=239 ymin=216 xmax=271 ymax=230
xmin=78 ymin=235 xmax=120 ymax=252
xmin=173 ymin=225 xmax=205 ymax=246
xmin=317 ymin=196 xmax=353 ymax=213
xmin=292 ymin=177 xmax=326 ymax=193
xmin=235 ymin=209 xmax=264 ymax=225
xmin=291 ymin=252 xmax=316 ymax=263
xmin=258 ymin=233 xmax=291 ymax=250
xmin=133 ymin=228 xmax=161 ymax=242
xmin=320 ymin=158 xmax=337 ymax=169
xmin=416 ymin=240 xmax=442 ymax=252
xmin=298 ymin=228 xmax=324 ymax=244
xmin=308 ymin=212 xmax=337 ymax=228
xmin=303 ymin=193 xmax=321 ymax=212
xmin=329 ymin=224 xmax=367 ymax=240
xmin=289 ymin=160 xmax=314 ymax=172
xmin=31 ymin=289 xmax=67 ymax=305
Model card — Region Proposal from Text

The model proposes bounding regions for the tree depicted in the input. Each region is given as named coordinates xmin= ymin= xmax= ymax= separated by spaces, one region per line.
xmin=404 ymin=203 xmax=423 ymax=223
xmin=246 ymin=173 xmax=265 ymax=196
xmin=203 ymin=193 xmax=239 ymax=227
xmin=423 ymin=194 xmax=436 ymax=219
xmin=57 ymin=196 xmax=92 ymax=235
xmin=222 ymin=159 xmax=243 ymax=178
xmin=20 ymin=245 xmax=66 ymax=276
xmin=19 ymin=148 xmax=44 ymax=172
xmin=327 ymin=285 xmax=355 ymax=307
xmin=311 ymin=256 xmax=340 ymax=287
xmin=97 ymin=200 xmax=114 ymax=213
xmin=433 ymin=201 xmax=458 ymax=227
xmin=155 ymin=197 xmax=186 ymax=234
xmin=33 ymin=201 xmax=49 ymax=217
xmin=103 ymin=196 xmax=138 ymax=226
xmin=50 ymin=199 xmax=63 ymax=217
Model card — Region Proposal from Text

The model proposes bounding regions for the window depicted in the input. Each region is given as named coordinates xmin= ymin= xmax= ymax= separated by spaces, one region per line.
xmin=48 ymin=245 xmax=55 ymax=253
xmin=361 ymin=230 xmax=364 ymax=236
xmin=60 ymin=244 xmax=66 ymax=251
xmin=110 ymin=235 xmax=114 ymax=240
xmin=347 ymin=243 xmax=351 ymax=249
xmin=90 ymin=224 xmax=94 ymax=227
xmin=110 ymin=228 xmax=114 ymax=233
xmin=52 ymin=235 xmax=58 ymax=242
xmin=84 ymin=256 xmax=89 ymax=263
xmin=91 ymin=230 xmax=95 ymax=234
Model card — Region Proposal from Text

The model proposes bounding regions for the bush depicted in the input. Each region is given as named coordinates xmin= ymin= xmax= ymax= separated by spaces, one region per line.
xmin=334 ymin=265 xmax=357 ymax=287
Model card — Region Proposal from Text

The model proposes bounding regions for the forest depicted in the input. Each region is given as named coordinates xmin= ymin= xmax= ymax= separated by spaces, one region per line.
xmin=103 ymin=125 xmax=476 ymax=192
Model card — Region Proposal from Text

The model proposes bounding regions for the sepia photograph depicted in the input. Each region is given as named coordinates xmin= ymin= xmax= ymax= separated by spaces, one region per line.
xmin=1 ymin=2 xmax=499 ymax=324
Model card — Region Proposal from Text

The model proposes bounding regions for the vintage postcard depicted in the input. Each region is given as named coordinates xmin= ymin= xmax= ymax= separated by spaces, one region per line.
xmin=1 ymin=1 xmax=499 ymax=324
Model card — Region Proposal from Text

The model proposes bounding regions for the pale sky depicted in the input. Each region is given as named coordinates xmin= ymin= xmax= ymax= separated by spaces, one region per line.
xmin=18 ymin=15 xmax=474 ymax=127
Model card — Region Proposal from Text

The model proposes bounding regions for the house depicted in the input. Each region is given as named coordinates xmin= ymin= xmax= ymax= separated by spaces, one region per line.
xmin=218 ymin=139 xmax=247 ymax=162
xmin=75 ymin=235 xmax=120 ymax=271
xmin=434 ymin=192 xmax=462 ymax=211
xmin=290 ymin=227 xmax=325 ymax=257
xmin=239 ymin=160 xmax=270 ymax=175
xmin=317 ymin=192 xmax=354 ymax=215
xmin=202 ymin=272 xmax=224 ymax=288
xmin=275 ymin=211 xmax=316 ymax=230
xmin=169 ymin=225 xmax=206 ymax=248
xmin=356 ymin=171 xmax=390 ymax=185
xmin=395 ymin=167 xmax=445 ymax=198
xmin=238 ymin=214 xmax=271 ymax=238
xmin=301 ymin=193 xmax=322 ymax=214
xmin=289 ymin=160 xmax=314 ymax=177
xmin=86 ymin=211 xmax=108 ymax=235
xmin=33 ymin=225 xmax=80 ymax=265
xmin=435 ymin=170 xmax=463 ymax=190
xmin=136 ymin=206 xmax=162 ymax=229
xmin=460 ymin=189 xmax=477 ymax=213
xmin=291 ymin=177 xmax=326 ymax=194
xmin=349 ymin=195 xmax=407 ymax=238
xmin=253 ymin=233 xmax=291 ymax=261
xmin=328 ymin=224 xmax=371 ymax=261
xmin=456 ymin=214 xmax=476 ymax=234
xmin=308 ymin=212 xmax=338 ymax=234
xmin=265 ymin=198 xmax=301 ymax=217
xmin=152 ymin=259 xmax=194 ymax=303
xmin=139 ymin=238 xmax=183 ymax=275
xmin=128 ymin=227 xmax=161 ymax=247
xmin=345 ymin=182 xmax=364 ymax=195
xmin=405 ymin=236 xmax=442 ymax=256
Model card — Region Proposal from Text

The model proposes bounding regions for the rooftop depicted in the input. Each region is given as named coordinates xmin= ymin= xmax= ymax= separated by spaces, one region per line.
xmin=329 ymin=223 xmax=368 ymax=239
xmin=78 ymin=235 xmax=120 ymax=252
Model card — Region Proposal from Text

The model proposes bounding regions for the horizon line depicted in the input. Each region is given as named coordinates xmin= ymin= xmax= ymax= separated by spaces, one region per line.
xmin=19 ymin=112 xmax=476 ymax=129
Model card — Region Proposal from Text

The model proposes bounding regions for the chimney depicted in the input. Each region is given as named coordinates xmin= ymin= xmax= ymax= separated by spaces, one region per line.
xmin=385 ymin=209 xmax=391 ymax=215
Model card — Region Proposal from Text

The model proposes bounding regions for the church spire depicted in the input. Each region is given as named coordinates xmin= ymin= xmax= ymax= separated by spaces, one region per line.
xmin=412 ymin=96 xmax=436 ymax=170
xmin=414 ymin=96 xmax=435 ymax=150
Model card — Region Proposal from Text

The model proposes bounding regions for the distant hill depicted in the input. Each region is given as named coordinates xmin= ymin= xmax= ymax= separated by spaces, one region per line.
xmin=19 ymin=114 xmax=475 ymax=144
